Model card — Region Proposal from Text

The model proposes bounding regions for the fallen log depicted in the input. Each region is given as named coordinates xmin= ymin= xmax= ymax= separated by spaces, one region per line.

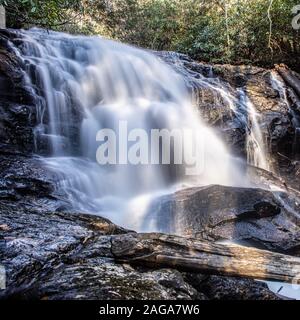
xmin=111 ymin=233 xmax=300 ymax=284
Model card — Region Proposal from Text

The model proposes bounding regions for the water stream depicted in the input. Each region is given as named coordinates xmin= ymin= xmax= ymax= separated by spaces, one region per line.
xmin=163 ymin=53 xmax=270 ymax=170
xmin=10 ymin=29 xmax=246 ymax=229
xmin=271 ymin=71 xmax=300 ymax=159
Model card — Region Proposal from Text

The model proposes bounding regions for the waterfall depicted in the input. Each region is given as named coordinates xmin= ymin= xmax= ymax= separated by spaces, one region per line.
xmin=10 ymin=29 xmax=246 ymax=230
xmin=163 ymin=53 xmax=270 ymax=171
xmin=270 ymin=71 xmax=300 ymax=159
xmin=238 ymin=89 xmax=269 ymax=171
xmin=270 ymin=71 xmax=300 ymax=127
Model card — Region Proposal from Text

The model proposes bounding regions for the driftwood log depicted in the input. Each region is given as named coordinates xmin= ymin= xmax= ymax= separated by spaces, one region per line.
xmin=111 ymin=233 xmax=300 ymax=284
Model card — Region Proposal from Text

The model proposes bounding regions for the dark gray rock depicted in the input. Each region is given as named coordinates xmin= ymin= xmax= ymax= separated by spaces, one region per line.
xmin=0 ymin=206 xmax=279 ymax=300
xmin=0 ymin=30 xmax=38 ymax=154
xmin=165 ymin=57 xmax=298 ymax=171
xmin=0 ymin=29 xmax=84 ymax=156
xmin=0 ymin=206 xmax=201 ymax=300
xmin=184 ymin=274 xmax=279 ymax=300
xmin=146 ymin=185 xmax=300 ymax=254
xmin=0 ymin=154 xmax=71 ymax=211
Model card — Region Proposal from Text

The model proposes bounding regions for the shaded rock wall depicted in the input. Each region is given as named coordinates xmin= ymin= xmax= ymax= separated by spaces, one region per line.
xmin=190 ymin=62 xmax=296 ymax=164
xmin=147 ymin=185 xmax=300 ymax=255
xmin=0 ymin=29 xmax=38 ymax=154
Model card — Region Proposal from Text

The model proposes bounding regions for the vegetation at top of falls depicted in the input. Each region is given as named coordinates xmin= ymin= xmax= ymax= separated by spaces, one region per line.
xmin=1 ymin=0 xmax=300 ymax=71
xmin=0 ymin=0 xmax=83 ymax=28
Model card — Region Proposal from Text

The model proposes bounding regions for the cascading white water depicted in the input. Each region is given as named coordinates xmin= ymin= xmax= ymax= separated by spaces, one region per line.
xmin=270 ymin=71 xmax=300 ymax=159
xmin=163 ymin=54 xmax=270 ymax=171
xmin=270 ymin=71 xmax=300 ymax=127
xmin=10 ymin=29 xmax=244 ymax=230
xmin=238 ymin=89 xmax=269 ymax=171
xmin=8 ymin=30 xmax=300 ymax=300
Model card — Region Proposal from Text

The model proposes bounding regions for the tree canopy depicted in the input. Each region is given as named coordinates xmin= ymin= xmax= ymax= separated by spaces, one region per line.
xmin=1 ymin=0 xmax=300 ymax=70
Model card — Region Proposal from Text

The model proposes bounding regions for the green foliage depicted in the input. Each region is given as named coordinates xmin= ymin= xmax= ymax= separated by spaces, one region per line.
xmin=1 ymin=0 xmax=300 ymax=69
xmin=0 ymin=0 xmax=83 ymax=29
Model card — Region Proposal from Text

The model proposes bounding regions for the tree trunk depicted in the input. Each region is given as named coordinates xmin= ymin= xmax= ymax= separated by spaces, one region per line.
xmin=111 ymin=233 xmax=300 ymax=284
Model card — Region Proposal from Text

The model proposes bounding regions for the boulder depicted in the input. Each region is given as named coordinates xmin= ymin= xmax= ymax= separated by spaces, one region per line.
xmin=146 ymin=185 xmax=300 ymax=254
xmin=186 ymin=275 xmax=279 ymax=300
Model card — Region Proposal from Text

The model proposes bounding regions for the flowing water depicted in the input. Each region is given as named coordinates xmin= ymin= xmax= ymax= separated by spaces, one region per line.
xmin=6 ymin=28 xmax=300 ymax=300
xmin=8 ymin=29 xmax=274 ymax=229
xmin=271 ymin=71 xmax=300 ymax=159
xmin=163 ymin=53 xmax=270 ymax=171
xmin=9 ymin=29 xmax=248 ymax=230
xmin=239 ymin=89 xmax=269 ymax=170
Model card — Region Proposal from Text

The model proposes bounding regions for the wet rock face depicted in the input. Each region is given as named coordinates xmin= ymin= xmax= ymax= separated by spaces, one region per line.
xmin=0 ymin=30 xmax=39 ymax=154
xmin=148 ymin=185 xmax=300 ymax=254
xmin=0 ymin=154 xmax=73 ymax=212
xmin=184 ymin=274 xmax=279 ymax=300
xmin=0 ymin=207 xmax=278 ymax=300
xmin=0 ymin=30 xmax=84 ymax=156
xmin=181 ymin=61 xmax=297 ymax=162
